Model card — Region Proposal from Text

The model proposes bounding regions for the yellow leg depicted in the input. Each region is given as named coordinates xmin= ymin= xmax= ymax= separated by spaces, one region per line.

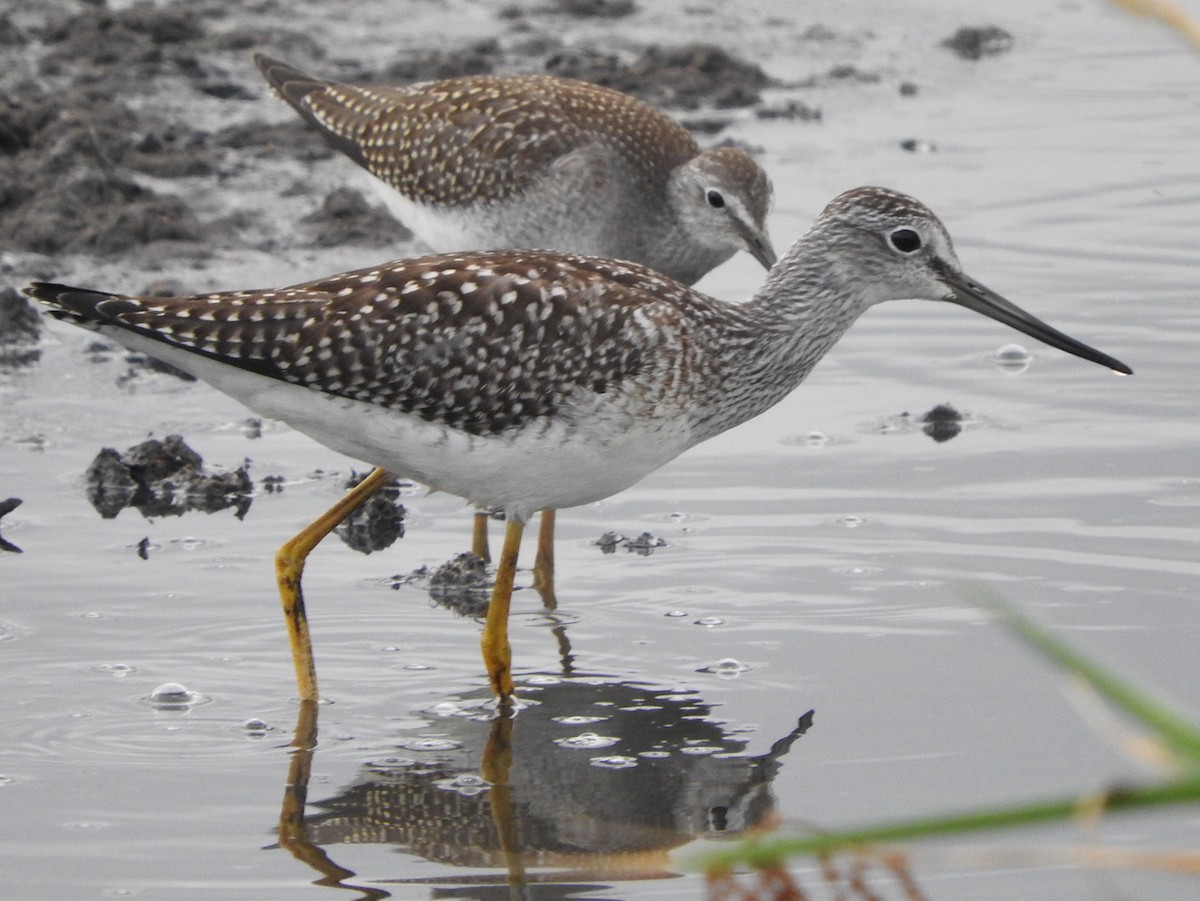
xmin=471 ymin=508 xmax=491 ymax=562
xmin=531 ymin=509 xmax=557 ymax=610
xmin=275 ymin=467 xmax=392 ymax=702
xmin=482 ymin=516 xmax=523 ymax=704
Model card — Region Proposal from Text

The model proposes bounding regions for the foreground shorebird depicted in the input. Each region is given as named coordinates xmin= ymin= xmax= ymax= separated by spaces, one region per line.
xmin=27 ymin=187 xmax=1131 ymax=705
xmin=256 ymin=53 xmax=779 ymax=582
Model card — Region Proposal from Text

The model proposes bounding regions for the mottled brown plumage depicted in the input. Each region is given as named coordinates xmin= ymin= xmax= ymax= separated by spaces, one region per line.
xmin=256 ymin=55 xmax=776 ymax=285
xmin=27 ymin=186 xmax=1130 ymax=703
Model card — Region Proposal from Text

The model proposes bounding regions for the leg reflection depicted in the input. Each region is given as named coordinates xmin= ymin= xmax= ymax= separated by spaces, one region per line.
xmin=277 ymin=700 xmax=391 ymax=900
xmin=481 ymin=708 xmax=530 ymax=900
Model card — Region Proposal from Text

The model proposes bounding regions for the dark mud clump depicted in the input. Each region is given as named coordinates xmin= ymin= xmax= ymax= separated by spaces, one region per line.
xmin=333 ymin=471 xmax=406 ymax=553
xmin=920 ymin=403 xmax=964 ymax=443
xmin=0 ymin=287 xmax=42 ymax=370
xmin=85 ymin=435 xmax=253 ymax=520
xmin=941 ymin=26 xmax=1015 ymax=60
xmin=545 ymin=42 xmax=773 ymax=110
xmin=596 ymin=530 xmax=668 ymax=556
xmin=0 ymin=3 xmax=248 ymax=261
xmin=428 ymin=552 xmax=493 ymax=615
xmin=387 ymin=552 xmax=494 ymax=616
xmin=553 ymin=0 xmax=637 ymax=18
xmin=381 ymin=37 xmax=502 ymax=82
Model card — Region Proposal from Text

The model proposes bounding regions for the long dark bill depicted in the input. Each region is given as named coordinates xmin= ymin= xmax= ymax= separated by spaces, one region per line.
xmin=942 ymin=268 xmax=1132 ymax=375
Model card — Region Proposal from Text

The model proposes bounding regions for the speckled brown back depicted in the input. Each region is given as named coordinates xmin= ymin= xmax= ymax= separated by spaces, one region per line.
xmin=258 ymin=56 xmax=701 ymax=207
xmin=28 ymin=251 xmax=700 ymax=437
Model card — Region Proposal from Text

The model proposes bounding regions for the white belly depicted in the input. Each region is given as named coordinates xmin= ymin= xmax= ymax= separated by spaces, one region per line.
xmin=100 ymin=327 xmax=694 ymax=521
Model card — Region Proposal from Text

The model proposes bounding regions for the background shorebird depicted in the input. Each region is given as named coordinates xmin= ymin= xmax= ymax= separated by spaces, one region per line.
xmin=256 ymin=53 xmax=779 ymax=588
xmin=26 ymin=186 xmax=1130 ymax=706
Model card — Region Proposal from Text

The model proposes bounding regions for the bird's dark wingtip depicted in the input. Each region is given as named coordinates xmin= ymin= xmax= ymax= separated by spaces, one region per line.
xmin=24 ymin=282 xmax=117 ymax=322
xmin=253 ymin=53 xmax=293 ymax=84
xmin=253 ymin=53 xmax=327 ymax=105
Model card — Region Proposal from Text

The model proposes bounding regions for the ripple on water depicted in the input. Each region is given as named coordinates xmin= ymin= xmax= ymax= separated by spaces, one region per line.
xmin=397 ymin=737 xmax=463 ymax=752
xmin=91 ymin=663 xmax=138 ymax=678
xmin=553 ymin=732 xmax=620 ymax=750
xmin=5 ymin=688 xmax=278 ymax=766
xmin=589 ymin=755 xmax=638 ymax=769
xmin=0 ymin=619 xmax=22 ymax=642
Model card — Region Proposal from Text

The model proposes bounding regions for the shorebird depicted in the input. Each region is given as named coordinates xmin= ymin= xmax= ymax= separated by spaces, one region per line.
xmin=256 ymin=54 xmax=779 ymax=578
xmin=27 ymin=186 xmax=1131 ymax=706
xmin=255 ymin=55 xmax=776 ymax=282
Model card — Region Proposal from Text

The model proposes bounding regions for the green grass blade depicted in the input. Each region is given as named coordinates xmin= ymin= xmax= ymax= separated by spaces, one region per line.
xmin=696 ymin=776 xmax=1200 ymax=872
xmin=976 ymin=591 xmax=1200 ymax=763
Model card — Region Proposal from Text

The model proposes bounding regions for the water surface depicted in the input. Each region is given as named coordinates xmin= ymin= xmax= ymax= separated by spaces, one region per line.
xmin=2 ymin=1 xmax=1199 ymax=898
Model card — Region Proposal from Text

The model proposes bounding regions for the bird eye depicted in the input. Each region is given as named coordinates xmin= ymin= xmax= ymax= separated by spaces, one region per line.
xmin=706 ymin=189 xmax=726 ymax=209
xmin=889 ymin=227 xmax=922 ymax=253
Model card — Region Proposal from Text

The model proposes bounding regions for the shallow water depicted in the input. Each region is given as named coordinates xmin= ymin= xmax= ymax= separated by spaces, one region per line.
xmin=3 ymin=1 xmax=1200 ymax=899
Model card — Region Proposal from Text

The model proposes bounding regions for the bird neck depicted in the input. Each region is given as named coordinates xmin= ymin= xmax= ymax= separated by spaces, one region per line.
xmin=684 ymin=243 xmax=872 ymax=442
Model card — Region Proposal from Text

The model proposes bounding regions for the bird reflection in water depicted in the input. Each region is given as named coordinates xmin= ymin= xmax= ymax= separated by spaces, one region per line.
xmin=276 ymin=676 xmax=813 ymax=899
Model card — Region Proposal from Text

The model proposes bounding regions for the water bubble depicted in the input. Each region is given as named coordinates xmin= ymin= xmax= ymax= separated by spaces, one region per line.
xmin=371 ymin=756 xmax=418 ymax=768
xmin=993 ymin=342 xmax=1032 ymax=373
xmin=680 ymin=746 xmax=723 ymax=756
xmin=96 ymin=663 xmax=136 ymax=677
xmin=694 ymin=616 xmax=725 ymax=627
xmin=840 ymin=563 xmax=878 ymax=578
xmin=402 ymin=662 xmax=433 ymax=671
xmin=399 ymin=737 xmax=462 ymax=752
xmin=698 ymin=658 xmax=751 ymax=677
xmin=435 ymin=773 xmax=489 ymax=796
xmin=590 ymin=755 xmax=638 ymax=770
xmin=995 ymin=343 xmax=1030 ymax=361
xmin=837 ymin=515 xmax=865 ymax=528
xmin=665 ymin=610 xmax=689 ymax=618
xmin=241 ymin=718 xmax=273 ymax=738
xmin=553 ymin=732 xmax=619 ymax=750
xmin=638 ymin=750 xmax=671 ymax=759
xmin=806 ymin=431 xmax=829 ymax=447
xmin=148 ymin=682 xmax=194 ymax=708
xmin=551 ymin=715 xmax=610 ymax=726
